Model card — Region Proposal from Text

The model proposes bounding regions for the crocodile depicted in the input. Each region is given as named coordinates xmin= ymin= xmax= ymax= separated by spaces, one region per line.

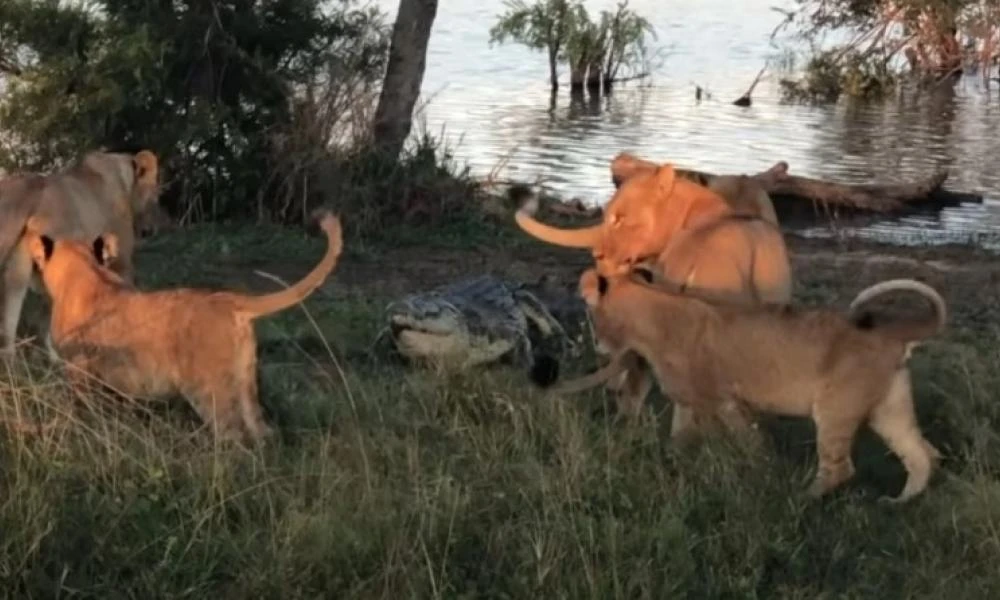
xmin=378 ymin=274 xmax=586 ymax=370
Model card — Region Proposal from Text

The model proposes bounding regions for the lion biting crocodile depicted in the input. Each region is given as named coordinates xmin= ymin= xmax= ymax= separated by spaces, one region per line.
xmin=379 ymin=274 xmax=585 ymax=369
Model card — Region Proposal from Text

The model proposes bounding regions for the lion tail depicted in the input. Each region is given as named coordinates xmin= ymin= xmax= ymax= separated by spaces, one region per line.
xmin=232 ymin=211 xmax=343 ymax=319
xmin=531 ymin=353 xmax=630 ymax=396
xmin=848 ymin=278 xmax=947 ymax=343
xmin=0 ymin=178 xmax=39 ymax=264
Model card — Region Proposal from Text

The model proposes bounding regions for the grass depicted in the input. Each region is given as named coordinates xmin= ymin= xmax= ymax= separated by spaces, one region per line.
xmin=3 ymin=217 xmax=1000 ymax=598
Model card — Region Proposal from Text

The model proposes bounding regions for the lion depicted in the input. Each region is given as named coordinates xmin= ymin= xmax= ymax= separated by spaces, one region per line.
xmin=608 ymin=152 xmax=783 ymax=225
xmin=513 ymin=156 xmax=791 ymax=292
xmin=23 ymin=210 xmax=343 ymax=443
xmin=514 ymin=156 xmax=793 ymax=428
xmin=536 ymin=268 xmax=947 ymax=503
xmin=0 ymin=149 xmax=161 ymax=357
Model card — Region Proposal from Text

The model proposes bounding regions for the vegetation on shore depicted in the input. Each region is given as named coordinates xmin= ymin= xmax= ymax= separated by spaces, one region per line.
xmin=2 ymin=0 xmax=1000 ymax=597
xmin=3 ymin=220 xmax=1000 ymax=597
xmin=777 ymin=0 xmax=999 ymax=103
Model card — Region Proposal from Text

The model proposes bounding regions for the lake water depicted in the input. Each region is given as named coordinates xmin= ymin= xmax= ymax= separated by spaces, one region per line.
xmin=375 ymin=0 xmax=1000 ymax=249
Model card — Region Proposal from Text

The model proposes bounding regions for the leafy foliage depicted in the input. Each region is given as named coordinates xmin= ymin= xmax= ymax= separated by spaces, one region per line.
xmin=0 ymin=0 xmax=407 ymax=225
xmin=779 ymin=0 xmax=999 ymax=103
xmin=780 ymin=49 xmax=899 ymax=102
xmin=489 ymin=0 xmax=654 ymax=90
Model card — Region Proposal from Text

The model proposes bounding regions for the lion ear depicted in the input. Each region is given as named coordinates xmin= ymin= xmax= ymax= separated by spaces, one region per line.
xmin=27 ymin=233 xmax=54 ymax=266
xmin=632 ymin=266 xmax=655 ymax=284
xmin=92 ymin=233 xmax=120 ymax=266
xmin=132 ymin=150 xmax=159 ymax=187
xmin=656 ymin=163 xmax=677 ymax=196
xmin=579 ymin=269 xmax=606 ymax=308
xmin=610 ymin=152 xmax=655 ymax=189
xmin=24 ymin=216 xmax=45 ymax=235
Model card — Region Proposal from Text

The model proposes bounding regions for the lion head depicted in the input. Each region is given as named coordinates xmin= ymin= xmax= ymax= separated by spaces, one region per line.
xmin=577 ymin=267 xmax=656 ymax=355
xmin=516 ymin=157 xmax=733 ymax=277
xmin=25 ymin=216 xmax=123 ymax=292
xmin=130 ymin=150 xmax=161 ymax=216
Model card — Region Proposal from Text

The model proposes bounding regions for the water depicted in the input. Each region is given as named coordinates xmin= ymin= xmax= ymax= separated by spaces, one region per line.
xmin=374 ymin=0 xmax=1000 ymax=249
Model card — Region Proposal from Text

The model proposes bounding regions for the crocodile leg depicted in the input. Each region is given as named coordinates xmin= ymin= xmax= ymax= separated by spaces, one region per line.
xmin=514 ymin=289 xmax=571 ymax=355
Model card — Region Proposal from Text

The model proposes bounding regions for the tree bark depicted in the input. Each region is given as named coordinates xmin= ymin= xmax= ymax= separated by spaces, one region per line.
xmin=548 ymin=48 xmax=559 ymax=91
xmin=570 ymin=60 xmax=586 ymax=92
xmin=586 ymin=59 xmax=603 ymax=91
xmin=372 ymin=0 xmax=439 ymax=160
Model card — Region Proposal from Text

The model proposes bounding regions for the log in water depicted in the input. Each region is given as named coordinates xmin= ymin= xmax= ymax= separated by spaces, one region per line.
xmin=544 ymin=162 xmax=983 ymax=223
xmin=742 ymin=161 xmax=983 ymax=217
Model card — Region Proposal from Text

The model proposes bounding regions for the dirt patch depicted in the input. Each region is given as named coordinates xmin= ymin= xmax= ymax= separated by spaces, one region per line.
xmin=160 ymin=233 xmax=1000 ymax=334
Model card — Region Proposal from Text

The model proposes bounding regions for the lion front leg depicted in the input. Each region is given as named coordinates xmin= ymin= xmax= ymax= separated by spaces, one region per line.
xmin=1 ymin=248 xmax=34 ymax=359
xmin=652 ymin=371 xmax=715 ymax=447
xmin=612 ymin=352 xmax=653 ymax=421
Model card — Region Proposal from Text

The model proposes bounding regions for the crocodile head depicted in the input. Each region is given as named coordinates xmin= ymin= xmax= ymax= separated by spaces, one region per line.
xmin=384 ymin=276 xmax=529 ymax=368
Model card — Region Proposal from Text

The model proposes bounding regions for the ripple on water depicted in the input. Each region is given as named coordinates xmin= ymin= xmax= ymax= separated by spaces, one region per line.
xmin=378 ymin=0 xmax=1000 ymax=249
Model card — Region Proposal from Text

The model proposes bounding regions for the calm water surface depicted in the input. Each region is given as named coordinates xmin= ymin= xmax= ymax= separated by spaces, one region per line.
xmin=376 ymin=0 xmax=1000 ymax=249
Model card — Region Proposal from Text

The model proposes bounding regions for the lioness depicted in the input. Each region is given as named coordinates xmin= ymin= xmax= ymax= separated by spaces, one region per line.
xmin=538 ymin=268 xmax=946 ymax=503
xmin=515 ymin=157 xmax=793 ymax=427
xmin=0 ymin=149 xmax=161 ymax=356
xmin=24 ymin=210 xmax=343 ymax=442
xmin=609 ymin=151 xmax=783 ymax=225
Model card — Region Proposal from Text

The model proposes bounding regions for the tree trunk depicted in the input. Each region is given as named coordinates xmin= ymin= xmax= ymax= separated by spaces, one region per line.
xmin=548 ymin=47 xmax=559 ymax=91
xmin=372 ymin=0 xmax=439 ymax=160
xmin=570 ymin=60 xmax=586 ymax=93
xmin=586 ymin=59 xmax=603 ymax=91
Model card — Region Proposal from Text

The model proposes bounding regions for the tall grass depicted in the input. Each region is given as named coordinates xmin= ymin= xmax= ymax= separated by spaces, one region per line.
xmin=2 ymin=265 xmax=1000 ymax=597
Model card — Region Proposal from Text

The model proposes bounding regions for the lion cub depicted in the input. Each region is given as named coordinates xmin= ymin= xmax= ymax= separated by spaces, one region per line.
xmin=25 ymin=211 xmax=343 ymax=442
xmin=541 ymin=268 xmax=946 ymax=503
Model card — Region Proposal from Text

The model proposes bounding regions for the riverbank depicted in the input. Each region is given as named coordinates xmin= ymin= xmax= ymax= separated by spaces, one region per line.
xmin=2 ymin=219 xmax=999 ymax=596
xmin=130 ymin=215 xmax=1000 ymax=334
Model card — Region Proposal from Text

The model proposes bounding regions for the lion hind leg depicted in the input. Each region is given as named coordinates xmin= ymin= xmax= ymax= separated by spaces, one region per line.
xmin=659 ymin=235 xmax=752 ymax=304
xmin=748 ymin=226 xmax=793 ymax=305
xmin=1 ymin=247 xmax=33 ymax=357
xmin=234 ymin=342 xmax=273 ymax=442
xmin=189 ymin=383 xmax=246 ymax=442
xmin=808 ymin=399 xmax=862 ymax=498
xmin=868 ymin=371 xmax=938 ymax=504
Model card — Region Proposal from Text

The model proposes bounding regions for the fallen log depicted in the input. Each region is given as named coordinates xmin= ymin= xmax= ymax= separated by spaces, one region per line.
xmin=530 ymin=158 xmax=983 ymax=224
xmin=744 ymin=162 xmax=983 ymax=214
xmin=606 ymin=153 xmax=982 ymax=215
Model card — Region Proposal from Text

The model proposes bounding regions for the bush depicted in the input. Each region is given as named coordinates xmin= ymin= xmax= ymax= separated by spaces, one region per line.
xmin=0 ymin=0 xmax=476 ymax=233
xmin=779 ymin=49 xmax=898 ymax=104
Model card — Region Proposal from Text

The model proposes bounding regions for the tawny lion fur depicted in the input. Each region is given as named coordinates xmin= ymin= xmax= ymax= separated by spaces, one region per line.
xmin=544 ymin=269 xmax=946 ymax=503
xmin=514 ymin=153 xmax=793 ymax=429
xmin=608 ymin=152 xmax=781 ymax=225
xmin=25 ymin=211 xmax=343 ymax=443
xmin=0 ymin=149 xmax=162 ymax=356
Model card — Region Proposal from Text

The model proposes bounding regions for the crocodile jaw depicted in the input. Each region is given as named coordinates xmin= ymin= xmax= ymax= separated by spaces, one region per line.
xmin=392 ymin=329 xmax=515 ymax=368
xmin=388 ymin=312 xmax=515 ymax=368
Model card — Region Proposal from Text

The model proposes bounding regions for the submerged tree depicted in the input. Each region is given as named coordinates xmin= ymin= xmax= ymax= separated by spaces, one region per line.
xmin=489 ymin=0 xmax=654 ymax=93
xmin=488 ymin=0 xmax=574 ymax=92
xmin=778 ymin=0 xmax=1000 ymax=103
xmin=598 ymin=2 xmax=656 ymax=90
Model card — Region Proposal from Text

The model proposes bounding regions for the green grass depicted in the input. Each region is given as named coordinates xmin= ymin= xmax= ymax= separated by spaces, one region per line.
xmin=2 ymin=225 xmax=1000 ymax=598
